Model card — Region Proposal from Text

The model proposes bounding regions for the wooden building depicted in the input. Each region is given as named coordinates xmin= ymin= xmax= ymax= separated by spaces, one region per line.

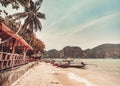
xmin=0 ymin=22 xmax=33 ymax=70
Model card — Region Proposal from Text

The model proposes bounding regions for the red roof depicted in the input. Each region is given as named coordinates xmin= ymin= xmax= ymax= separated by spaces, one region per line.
xmin=0 ymin=22 xmax=33 ymax=50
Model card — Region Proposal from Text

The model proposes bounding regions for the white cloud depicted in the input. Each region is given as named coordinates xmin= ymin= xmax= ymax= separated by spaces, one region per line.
xmin=67 ymin=11 xmax=120 ymax=35
xmin=36 ymin=0 xmax=120 ymax=50
xmin=48 ymin=0 xmax=101 ymax=28
xmin=37 ymin=11 xmax=120 ymax=50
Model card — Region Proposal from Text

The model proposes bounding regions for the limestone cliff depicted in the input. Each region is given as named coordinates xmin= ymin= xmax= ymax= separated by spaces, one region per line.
xmin=45 ymin=44 xmax=120 ymax=59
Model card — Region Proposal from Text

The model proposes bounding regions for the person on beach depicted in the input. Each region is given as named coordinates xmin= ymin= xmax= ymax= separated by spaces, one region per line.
xmin=81 ymin=62 xmax=86 ymax=66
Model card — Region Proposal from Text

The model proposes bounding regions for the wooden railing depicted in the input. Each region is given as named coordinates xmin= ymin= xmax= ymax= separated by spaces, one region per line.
xmin=0 ymin=52 xmax=29 ymax=70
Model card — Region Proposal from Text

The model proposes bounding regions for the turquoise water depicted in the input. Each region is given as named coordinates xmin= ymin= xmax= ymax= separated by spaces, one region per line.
xmin=54 ymin=59 xmax=120 ymax=77
xmin=76 ymin=59 xmax=120 ymax=77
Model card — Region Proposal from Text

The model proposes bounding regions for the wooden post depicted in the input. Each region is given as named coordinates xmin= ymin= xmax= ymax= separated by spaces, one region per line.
xmin=11 ymin=40 xmax=17 ymax=55
xmin=23 ymin=47 xmax=28 ymax=64
xmin=0 ymin=61 xmax=4 ymax=69
xmin=0 ymin=38 xmax=1 ymax=44
xmin=0 ymin=52 xmax=3 ymax=69
xmin=10 ymin=39 xmax=17 ymax=67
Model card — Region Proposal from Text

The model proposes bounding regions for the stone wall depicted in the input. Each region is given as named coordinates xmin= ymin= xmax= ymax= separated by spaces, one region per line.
xmin=0 ymin=62 xmax=37 ymax=86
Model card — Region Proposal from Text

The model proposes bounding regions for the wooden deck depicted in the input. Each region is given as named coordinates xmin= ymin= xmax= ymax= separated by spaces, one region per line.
xmin=0 ymin=22 xmax=35 ymax=71
xmin=0 ymin=52 xmax=29 ymax=70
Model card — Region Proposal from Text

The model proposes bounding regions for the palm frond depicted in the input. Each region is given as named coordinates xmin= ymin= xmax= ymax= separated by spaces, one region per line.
xmin=35 ymin=0 xmax=43 ymax=11
xmin=17 ymin=0 xmax=30 ymax=8
xmin=36 ymin=17 xmax=42 ymax=31
xmin=33 ymin=16 xmax=38 ymax=29
xmin=36 ymin=12 xmax=45 ymax=19
xmin=0 ymin=0 xmax=20 ymax=9
xmin=33 ymin=15 xmax=42 ymax=31
xmin=0 ymin=0 xmax=8 ymax=7
xmin=3 ymin=10 xmax=8 ymax=15
xmin=12 ymin=1 xmax=19 ymax=9
xmin=29 ymin=20 xmax=34 ymax=32
xmin=22 ymin=17 xmax=31 ymax=30
xmin=25 ymin=0 xmax=34 ymax=12
xmin=35 ymin=0 xmax=43 ymax=6
xmin=0 ymin=10 xmax=2 ymax=12
xmin=12 ymin=12 xmax=28 ymax=17
xmin=12 ymin=12 xmax=28 ymax=21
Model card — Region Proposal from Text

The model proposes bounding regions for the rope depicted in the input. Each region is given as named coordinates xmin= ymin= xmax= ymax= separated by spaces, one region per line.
xmin=86 ymin=64 xmax=97 ymax=67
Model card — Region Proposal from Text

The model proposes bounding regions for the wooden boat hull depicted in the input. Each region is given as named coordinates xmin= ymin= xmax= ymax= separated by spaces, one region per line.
xmin=59 ymin=64 xmax=85 ymax=68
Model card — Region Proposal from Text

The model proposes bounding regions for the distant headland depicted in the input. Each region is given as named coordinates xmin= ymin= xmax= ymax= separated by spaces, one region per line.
xmin=44 ymin=44 xmax=120 ymax=59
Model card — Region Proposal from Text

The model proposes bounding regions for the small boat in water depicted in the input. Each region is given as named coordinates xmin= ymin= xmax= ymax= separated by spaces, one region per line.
xmin=58 ymin=62 xmax=86 ymax=68
xmin=50 ymin=59 xmax=97 ymax=68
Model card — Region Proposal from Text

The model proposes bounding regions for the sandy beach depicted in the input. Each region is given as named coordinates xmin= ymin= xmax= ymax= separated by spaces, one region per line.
xmin=11 ymin=59 xmax=120 ymax=86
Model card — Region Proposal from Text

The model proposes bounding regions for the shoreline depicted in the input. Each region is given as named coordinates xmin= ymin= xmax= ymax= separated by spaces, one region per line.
xmin=11 ymin=59 xmax=120 ymax=86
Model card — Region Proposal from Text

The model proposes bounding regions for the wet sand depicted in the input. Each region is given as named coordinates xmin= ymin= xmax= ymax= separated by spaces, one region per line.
xmin=11 ymin=59 xmax=120 ymax=86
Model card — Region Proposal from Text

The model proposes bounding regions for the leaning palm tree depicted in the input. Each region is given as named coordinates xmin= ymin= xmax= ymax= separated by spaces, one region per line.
xmin=12 ymin=0 xmax=45 ymax=33
xmin=0 ymin=0 xmax=45 ymax=33
xmin=0 ymin=0 xmax=46 ymax=53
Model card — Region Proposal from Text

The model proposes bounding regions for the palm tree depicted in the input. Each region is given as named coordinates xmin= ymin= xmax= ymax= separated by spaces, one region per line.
xmin=22 ymin=31 xmax=45 ymax=53
xmin=0 ymin=0 xmax=46 ymax=53
xmin=19 ymin=28 xmax=45 ymax=53
xmin=12 ymin=0 xmax=45 ymax=33
xmin=0 ymin=0 xmax=45 ymax=33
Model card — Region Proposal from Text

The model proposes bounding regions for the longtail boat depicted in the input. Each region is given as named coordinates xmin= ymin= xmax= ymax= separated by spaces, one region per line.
xmin=58 ymin=62 xmax=86 ymax=68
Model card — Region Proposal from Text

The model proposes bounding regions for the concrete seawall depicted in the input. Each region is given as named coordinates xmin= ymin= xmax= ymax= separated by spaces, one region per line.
xmin=0 ymin=62 xmax=37 ymax=86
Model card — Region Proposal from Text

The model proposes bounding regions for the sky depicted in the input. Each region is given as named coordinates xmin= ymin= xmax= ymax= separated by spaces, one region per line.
xmin=0 ymin=0 xmax=120 ymax=50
